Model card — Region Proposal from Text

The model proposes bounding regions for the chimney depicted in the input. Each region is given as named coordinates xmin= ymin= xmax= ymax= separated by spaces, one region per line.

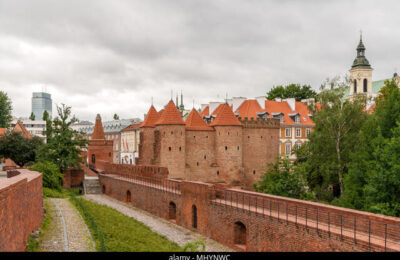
xmin=285 ymin=98 xmax=296 ymax=111
xmin=232 ymin=97 xmax=247 ymax=112
xmin=256 ymin=96 xmax=266 ymax=110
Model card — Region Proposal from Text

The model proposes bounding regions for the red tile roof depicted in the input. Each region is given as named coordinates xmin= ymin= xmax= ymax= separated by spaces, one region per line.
xmin=0 ymin=128 xmax=5 ymax=138
xmin=185 ymin=109 xmax=214 ymax=131
xmin=233 ymin=99 xmax=314 ymax=126
xmin=91 ymin=114 xmax=105 ymax=140
xmin=200 ymin=106 xmax=209 ymax=117
xmin=210 ymin=103 xmax=242 ymax=126
xmin=140 ymin=106 xmax=160 ymax=128
xmin=122 ymin=123 xmax=141 ymax=132
xmin=13 ymin=122 xmax=32 ymax=139
xmin=155 ymin=100 xmax=185 ymax=125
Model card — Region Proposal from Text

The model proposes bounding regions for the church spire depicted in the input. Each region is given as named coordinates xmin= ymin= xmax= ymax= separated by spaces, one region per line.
xmin=351 ymin=32 xmax=371 ymax=69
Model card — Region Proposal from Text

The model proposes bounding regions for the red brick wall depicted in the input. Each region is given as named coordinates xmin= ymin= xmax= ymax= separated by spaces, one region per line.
xmin=99 ymin=171 xmax=400 ymax=252
xmin=214 ymin=126 xmax=243 ymax=186
xmin=155 ymin=125 xmax=186 ymax=179
xmin=62 ymin=169 xmax=84 ymax=189
xmin=104 ymin=163 xmax=169 ymax=179
xmin=138 ymin=127 xmax=156 ymax=165
xmin=87 ymin=139 xmax=113 ymax=172
xmin=0 ymin=169 xmax=43 ymax=252
xmin=184 ymin=130 xmax=217 ymax=182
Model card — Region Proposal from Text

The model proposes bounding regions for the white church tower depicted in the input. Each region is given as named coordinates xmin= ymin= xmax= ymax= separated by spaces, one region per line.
xmin=349 ymin=33 xmax=374 ymax=99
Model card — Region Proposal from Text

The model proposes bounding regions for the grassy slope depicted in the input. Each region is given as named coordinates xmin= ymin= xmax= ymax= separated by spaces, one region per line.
xmin=75 ymin=197 xmax=182 ymax=252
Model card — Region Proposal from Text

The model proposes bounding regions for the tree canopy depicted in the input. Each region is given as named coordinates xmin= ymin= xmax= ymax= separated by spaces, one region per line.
xmin=0 ymin=91 xmax=12 ymax=128
xmin=29 ymin=112 xmax=36 ymax=121
xmin=37 ymin=104 xmax=88 ymax=172
xmin=266 ymin=84 xmax=317 ymax=101
xmin=0 ymin=132 xmax=43 ymax=167
xmin=113 ymin=113 xmax=119 ymax=120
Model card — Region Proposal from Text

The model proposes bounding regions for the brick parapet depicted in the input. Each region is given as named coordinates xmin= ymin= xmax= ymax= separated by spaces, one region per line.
xmin=99 ymin=169 xmax=400 ymax=252
xmin=0 ymin=169 xmax=43 ymax=252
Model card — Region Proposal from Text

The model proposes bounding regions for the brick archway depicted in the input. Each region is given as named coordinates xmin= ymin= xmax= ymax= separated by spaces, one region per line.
xmin=169 ymin=201 xmax=176 ymax=220
xmin=234 ymin=221 xmax=246 ymax=246
xmin=126 ymin=190 xmax=131 ymax=203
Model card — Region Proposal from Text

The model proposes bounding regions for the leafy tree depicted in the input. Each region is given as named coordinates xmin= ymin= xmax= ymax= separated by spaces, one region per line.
xmin=0 ymin=91 xmax=12 ymax=128
xmin=42 ymin=110 xmax=52 ymax=141
xmin=0 ymin=132 xmax=43 ymax=167
xmin=339 ymin=79 xmax=400 ymax=215
xmin=29 ymin=112 xmax=35 ymax=121
xmin=31 ymin=161 xmax=63 ymax=190
xmin=254 ymin=157 xmax=312 ymax=200
xmin=37 ymin=104 xmax=88 ymax=172
xmin=298 ymin=76 xmax=367 ymax=201
xmin=113 ymin=113 xmax=119 ymax=120
xmin=266 ymin=84 xmax=317 ymax=101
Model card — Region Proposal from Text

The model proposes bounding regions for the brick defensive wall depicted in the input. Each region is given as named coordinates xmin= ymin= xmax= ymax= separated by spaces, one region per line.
xmin=99 ymin=163 xmax=400 ymax=252
xmin=0 ymin=169 xmax=44 ymax=252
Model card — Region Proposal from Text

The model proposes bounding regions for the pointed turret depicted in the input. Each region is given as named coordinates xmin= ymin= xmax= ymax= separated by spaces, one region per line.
xmin=185 ymin=109 xmax=213 ymax=131
xmin=140 ymin=105 xmax=160 ymax=128
xmin=210 ymin=103 xmax=242 ymax=127
xmin=351 ymin=33 xmax=371 ymax=69
xmin=92 ymin=114 xmax=105 ymax=140
xmin=155 ymin=100 xmax=185 ymax=125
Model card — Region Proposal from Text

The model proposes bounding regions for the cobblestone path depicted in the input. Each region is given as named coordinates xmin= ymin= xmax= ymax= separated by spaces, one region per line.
xmin=37 ymin=198 xmax=95 ymax=252
xmin=84 ymin=194 xmax=233 ymax=252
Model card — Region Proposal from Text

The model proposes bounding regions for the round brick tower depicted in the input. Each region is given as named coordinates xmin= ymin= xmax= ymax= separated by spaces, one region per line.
xmin=154 ymin=100 xmax=186 ymax=179
xmin=210 ymin=103 xmax=243 ymax=185
xmin=138 ymin=105 xmax=159 ymax=165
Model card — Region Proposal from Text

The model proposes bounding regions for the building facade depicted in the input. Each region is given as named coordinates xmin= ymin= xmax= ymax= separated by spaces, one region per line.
xmin=31 ymin=92 xmax=52 ymax=120
xmin=10 ymin=118 xmax=46 ymax=141
xmin=120 ymin=123 xmax=141 ymax=164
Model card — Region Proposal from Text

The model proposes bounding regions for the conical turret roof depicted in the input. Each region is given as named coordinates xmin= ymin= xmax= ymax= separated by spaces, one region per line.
xmin=140 ymin=105 xmax=160 ymax=128
xmin=155 ymin=100 xmax=185 ymax=125
xmin=185 ymin=109 xmax=214 ymax=131
xmin=92 ymin=114 xmax=105 ymax=140
xmin=210 ymin=103 xmax=242 ymax=126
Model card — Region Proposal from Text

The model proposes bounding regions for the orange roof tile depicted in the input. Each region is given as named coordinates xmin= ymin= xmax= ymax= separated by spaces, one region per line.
xmin=155 ymin=100 xmax=185 ymax=125
xmin=12 ymin=122 xmax=32 ymax=139
xmin=236 ymin=100 xmax=262 ymax=120
xmin=200 ymin=106 xmax=209 ymax=117
xmin=185 ymin=109 xmax=214 ymax=131
xmin=92 ymin=114 xmax=105 ymax=140
xmin=210 ymin=103 xmax=242 ymax=126
xmin=140 ymin=106 xmax=160 ymax=128
xmin=122 ymin=123 xmax=141 ymax=132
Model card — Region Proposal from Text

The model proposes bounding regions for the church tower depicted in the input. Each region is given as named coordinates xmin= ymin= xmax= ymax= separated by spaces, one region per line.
xmin=349 ymin=33 xmax=373 ymax=99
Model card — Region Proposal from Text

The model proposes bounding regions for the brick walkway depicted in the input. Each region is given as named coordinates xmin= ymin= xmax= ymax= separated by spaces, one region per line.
xmin=84 ymin=194 xmax=233 ymax=252
xmin=37 ymin=198 xmax=95 ymax=252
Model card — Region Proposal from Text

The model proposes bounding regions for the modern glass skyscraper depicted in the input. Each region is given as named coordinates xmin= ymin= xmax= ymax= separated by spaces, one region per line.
xmin=32 ymin=92 xmax=52 ymax=120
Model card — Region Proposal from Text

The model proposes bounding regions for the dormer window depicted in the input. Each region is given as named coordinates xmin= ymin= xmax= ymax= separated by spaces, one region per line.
xmin=295 ymin=115 xmax=300 ymax=124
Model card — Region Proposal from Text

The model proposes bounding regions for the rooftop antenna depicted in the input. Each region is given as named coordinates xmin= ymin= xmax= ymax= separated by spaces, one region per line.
xmin=170 ymin=90 xmax=173 ymax=101
xmin=225 ymin=92 xmax=228 ymax=104
xmin=151 ymin=96 xmax=153 ymax=106
xmin=193 ymin=99 xmax=195 ymax=109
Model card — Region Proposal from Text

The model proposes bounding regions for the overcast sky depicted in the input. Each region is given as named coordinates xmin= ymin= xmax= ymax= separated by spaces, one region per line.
xmin=0 ymin=0 xmax=399 ymax=121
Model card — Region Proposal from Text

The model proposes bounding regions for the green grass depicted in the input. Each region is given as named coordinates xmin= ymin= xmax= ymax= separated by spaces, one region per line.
xmin=72 ymin=197 xmax=182 ymax=252
xmin=26 ymin=201 xmax=53 ymax=252
xmin=43 ymin=187 xmax=81 ymax=198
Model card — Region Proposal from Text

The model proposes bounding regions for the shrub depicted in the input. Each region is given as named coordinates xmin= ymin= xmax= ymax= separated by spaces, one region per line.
xmin=31 ymin=161 xmax=63 ymax=190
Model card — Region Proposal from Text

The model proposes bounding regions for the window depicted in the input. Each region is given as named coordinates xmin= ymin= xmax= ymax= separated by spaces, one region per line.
xmin=253 ymin=170 xmax=256 ymax=175
xmin=285 ymin=128 xmax=291 ymax=137
xmin=91 ymin=154 xmax=95 ymax=163
xmin=354 ymin=79 xmax=357 ymax=93
xmin=285 ymin=143 xmax=291 ymax=155
xmin=225 ymin=146 xmax=228 ymax=150
xmin=179 ymin=147 xmax=182 ymax=151
xmin=363 ymin=79 xmax=368 ymax=92
xmin=306 ymin=128 xmax=311 ymax=137
xmin=280 ymin=115 xmax=284 ymax=123
xmin=295 ymin=142 xmax=301 ymax=150
xmin=295 ymin=116 xmax=300 ymax=124
xmin=296 ymin=128 xmax=301 ymax=137
xmin=168 ymin=147 xmax=172 ymax=151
